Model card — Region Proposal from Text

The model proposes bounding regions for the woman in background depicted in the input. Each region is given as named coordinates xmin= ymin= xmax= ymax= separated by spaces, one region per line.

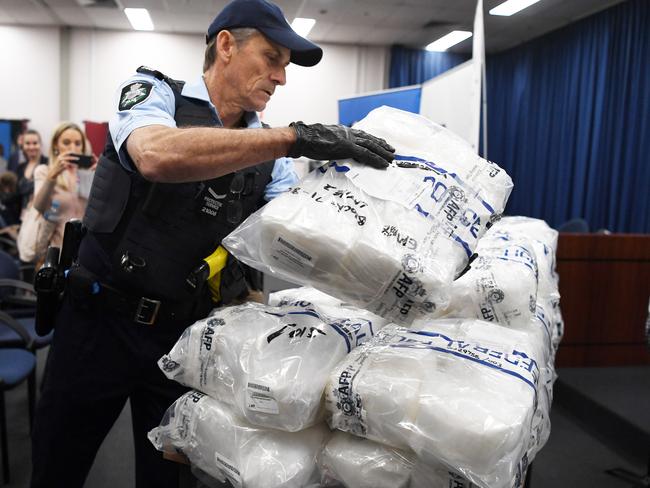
xmin=16 ymin=129 xmax=48 ymax=212
xmin=32 ymin=122 xmax=96 ymax=249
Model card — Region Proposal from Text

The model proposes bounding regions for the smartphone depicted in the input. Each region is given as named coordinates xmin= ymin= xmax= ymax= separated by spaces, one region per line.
xmin=71 ymin=154 xmax=94 ymax=169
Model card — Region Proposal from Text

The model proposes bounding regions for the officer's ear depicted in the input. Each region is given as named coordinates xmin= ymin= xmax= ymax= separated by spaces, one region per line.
xmin=216 ymin=30 xmax=237 ymax=64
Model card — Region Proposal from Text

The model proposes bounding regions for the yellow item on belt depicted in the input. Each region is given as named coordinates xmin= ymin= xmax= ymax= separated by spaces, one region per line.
xmin=205 ymin=246 xmax=229 ymax=302
xmin=185 ymin=246 xmax=229 ymax=302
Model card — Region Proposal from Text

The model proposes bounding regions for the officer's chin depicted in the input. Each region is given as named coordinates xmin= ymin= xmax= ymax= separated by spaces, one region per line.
xmin=253 ymin=99 xmax=269 ymax=112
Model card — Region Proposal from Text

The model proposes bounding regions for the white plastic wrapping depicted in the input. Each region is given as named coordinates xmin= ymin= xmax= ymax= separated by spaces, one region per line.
xmin=148 ymin=391 xmax=327 ymax=488
xmin=486 ymin=217 xmax=560 ymax=303
xmin=326 ymin=319 xmax=545 ymax=488
xmin=441 ymin=237 xmax=540 ymax=331
xmin=268 ymin=286 xmax=386 ymax=325
xmin=223 ymin=106 xmax=512 ymax=325
xmin=268 ymin=286 xmax=345 ymax=308
xmin=319 ymin=431 xmax=414 ymax=488
xmin=485 ymin=217 xmax=564 ymax=349
xmin=159 ymin=302 xmax=383 ymax=432
xmin=318 ymin=431 xmax=480 ymax=488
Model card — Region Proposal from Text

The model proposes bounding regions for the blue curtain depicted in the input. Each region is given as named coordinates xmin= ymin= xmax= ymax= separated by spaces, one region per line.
xmin=388 ymin=0 xmax=650 ymax=233
xmin=388 ymin=45 xmax=469 ymax=88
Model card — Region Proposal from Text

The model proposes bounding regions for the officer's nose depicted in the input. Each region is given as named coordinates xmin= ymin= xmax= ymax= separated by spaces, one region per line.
xmin=271 ymin=66 xmax=286 ymax=86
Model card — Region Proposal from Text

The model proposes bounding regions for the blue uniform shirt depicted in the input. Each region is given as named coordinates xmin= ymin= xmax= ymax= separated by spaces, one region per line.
xmin=109 ymin=72 xmax=298 ymax=201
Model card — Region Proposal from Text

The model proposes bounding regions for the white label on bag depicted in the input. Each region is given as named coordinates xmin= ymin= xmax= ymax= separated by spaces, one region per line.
xmin=215 ymin=452 xmax=242 ymax=487
xmin=270 ymin=235 xmax=315 ymax=272
xmin=246 ymin=381 xmax=279 ymax=414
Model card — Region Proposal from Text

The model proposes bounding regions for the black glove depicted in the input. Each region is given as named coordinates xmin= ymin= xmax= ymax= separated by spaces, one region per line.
xmin=288 ymin=121 xmax=395 ymax=169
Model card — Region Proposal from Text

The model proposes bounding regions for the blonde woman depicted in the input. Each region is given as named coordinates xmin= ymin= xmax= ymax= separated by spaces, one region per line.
xmin=32 ymin=122 xmax=96 ymax=249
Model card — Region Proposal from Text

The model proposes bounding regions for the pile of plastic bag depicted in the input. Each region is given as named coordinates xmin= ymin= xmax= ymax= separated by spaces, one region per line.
xmin=149 ymin=105 xmax=562 ymax=488
xmin=325 ymin=319 xmax=544 ymax=488
xmin=150 ymin=288 xmax=384 ymax=487
xmin=318 ymin=217 xmax=561 ymax=488
xmin=223 ymin=106 xmax=513 ymax=325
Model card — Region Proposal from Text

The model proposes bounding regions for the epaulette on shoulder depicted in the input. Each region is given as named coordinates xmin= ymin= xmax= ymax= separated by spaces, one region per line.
xmin=136 ymin=66 xmax=166 ymax=80
xmin=136 ymin=66 xmax=185 ymax=93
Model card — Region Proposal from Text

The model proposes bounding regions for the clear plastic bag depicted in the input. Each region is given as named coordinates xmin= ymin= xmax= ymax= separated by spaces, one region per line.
xmin=440 ymin=238 xmax=540 ymax=331
xmin=159 ymin=302 xmax=383 ymax=432
xmin=318 ymin=431 xmax=480 ymax=488
xmin=148 ymin=391 xmax=327 ymax=488
xmin=326 ymin=319 xmax=546 ymax=488
xmin=318 ymin=431 xmax=414 ymax=488
xmin=268 ymin=286 xmax=386 ymax=325
xmin=223 ymin=106 xmax=512 ymax=325
xmin=485 ymin=217 xmax=564 ymax=348
xmin=485 ymin=216 xmax=560 ymax=304
xmin=268 ymin=286 xmax=346 ymax=308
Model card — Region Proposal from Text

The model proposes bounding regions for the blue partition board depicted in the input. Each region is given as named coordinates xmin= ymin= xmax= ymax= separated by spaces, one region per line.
xmin=338 ymin=86 xmax=421 ymax=126
xmin=0 ymin=122 xmax=11 ymax=163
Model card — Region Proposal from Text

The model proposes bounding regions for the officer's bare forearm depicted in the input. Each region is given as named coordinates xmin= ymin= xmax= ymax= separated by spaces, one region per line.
xmin=127 ymin=125 xmax=296 ymax=183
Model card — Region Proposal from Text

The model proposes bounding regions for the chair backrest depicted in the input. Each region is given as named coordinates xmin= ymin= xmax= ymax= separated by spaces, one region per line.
xmin=0 ymin=250 xmax=20 ymax=300
xmin=0 ymin=250 xmax=19 ymax=280
xmin=558 ymin=218 xmax=590 ymax=233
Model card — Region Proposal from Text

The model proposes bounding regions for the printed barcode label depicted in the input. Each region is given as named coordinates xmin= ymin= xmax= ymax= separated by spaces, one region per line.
xmin=215 ymin=452 xmax=242 ymax=487
xmin=246 ymin=384 xmax=279 ymax=414
xmin=277 ymin=237 xmax=312 ymax=261
xmin=270 ymin=235 xmax=315 ymax=272
xmin=247 ymin=382 xmax=270 ymax=392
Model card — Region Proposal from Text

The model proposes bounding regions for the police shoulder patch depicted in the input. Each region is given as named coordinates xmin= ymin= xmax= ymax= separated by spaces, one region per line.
xmin=119 ymin=81 xmax=153 ymax=111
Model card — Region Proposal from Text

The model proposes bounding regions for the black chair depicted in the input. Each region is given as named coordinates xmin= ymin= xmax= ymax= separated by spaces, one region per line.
xmin=0 ymin=314 xmax=36 ymax=484
xmin=0 ymin=251 xmax=52 ymax=400
xmin=557 ymin=218 xmax=589 ymax=233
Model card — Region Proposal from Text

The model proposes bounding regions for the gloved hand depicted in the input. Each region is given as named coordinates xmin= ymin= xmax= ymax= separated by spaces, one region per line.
xmin=288 ymin=121 xmax=395 ymax=169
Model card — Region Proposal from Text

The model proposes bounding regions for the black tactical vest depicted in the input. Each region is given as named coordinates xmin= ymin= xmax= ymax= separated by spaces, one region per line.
xmin=82 ymin=67 xmax=275 ymax=305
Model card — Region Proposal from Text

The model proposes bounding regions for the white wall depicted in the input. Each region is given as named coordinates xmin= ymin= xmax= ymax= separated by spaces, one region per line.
xmin=1 ymin=25 xmax=387 ymax=145
xmin=65 ymin=28 xmax=388 ymax=128
xmin=0 ymin=26 xmax=61 ymax=151
xmin=68 ymin=29 xmax=205 ymax=124
xmin=263 ymin=44 xmax=388 ymax=126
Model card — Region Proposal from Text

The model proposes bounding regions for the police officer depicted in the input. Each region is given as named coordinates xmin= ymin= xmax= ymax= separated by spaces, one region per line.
xmin=30 ymin=0 xmax=394 ymax=487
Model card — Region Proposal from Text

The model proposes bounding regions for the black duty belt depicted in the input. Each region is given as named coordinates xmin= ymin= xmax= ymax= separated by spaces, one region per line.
xmin=67 ymin=266 xmax=207 ymax=327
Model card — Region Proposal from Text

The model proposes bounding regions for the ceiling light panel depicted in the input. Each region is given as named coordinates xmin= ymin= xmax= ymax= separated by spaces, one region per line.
xmin=291 ymin=17 xmax=316 ymax=38
xmin=124 ymin=7 xmax=154 ymax=31
xmin=426 ymin=30 xmax=473 ymax=51
xmin=489 ymin=0 xmax=541 ymax=16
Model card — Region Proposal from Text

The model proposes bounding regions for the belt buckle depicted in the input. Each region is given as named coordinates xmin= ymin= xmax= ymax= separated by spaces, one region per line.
xmin=134 ymin=297 xmax=161 ymax=325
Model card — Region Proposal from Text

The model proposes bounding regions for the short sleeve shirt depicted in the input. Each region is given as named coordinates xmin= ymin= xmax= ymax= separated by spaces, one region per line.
xmin=109 ymin=72 xmax=297 ymax=201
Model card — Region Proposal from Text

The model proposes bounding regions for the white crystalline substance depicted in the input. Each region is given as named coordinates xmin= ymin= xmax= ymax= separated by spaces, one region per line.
xmin=318 ymin=431 xmax=414 ymax=488
xmin=440 ymin=237 xmax=540 ymax=330
xmin=223 ymin=106 xmax=512 ymax=325
xmin=486 ymin=216 xmax=560 ymax=303
xmin=148 ymin=392 xmax=326 ymax=488
xmin=326 ymin=320 xmax=543 ymax=488
xmin=318 ymin=431 xmax=478 ymax=488
xmin=159 ymin=302 xmax=382 ymax=432
xmin=268 ymin=286 xmax=386 ymax=325
xmin=268 ymin=287 xmax=345 ymax=308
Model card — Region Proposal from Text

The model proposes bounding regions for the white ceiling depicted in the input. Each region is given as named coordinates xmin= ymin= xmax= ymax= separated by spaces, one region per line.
xmin=0 ymin=0 xmax=625 ymax=53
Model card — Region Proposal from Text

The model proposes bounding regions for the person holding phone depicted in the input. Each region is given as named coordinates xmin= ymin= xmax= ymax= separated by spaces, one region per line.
xmin=31 ymin=121 xmax=96 ymax=250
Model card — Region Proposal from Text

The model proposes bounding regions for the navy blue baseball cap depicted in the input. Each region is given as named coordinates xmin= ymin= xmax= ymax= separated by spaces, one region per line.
xmin=206 ymin=0 xmax=323 ymax=67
